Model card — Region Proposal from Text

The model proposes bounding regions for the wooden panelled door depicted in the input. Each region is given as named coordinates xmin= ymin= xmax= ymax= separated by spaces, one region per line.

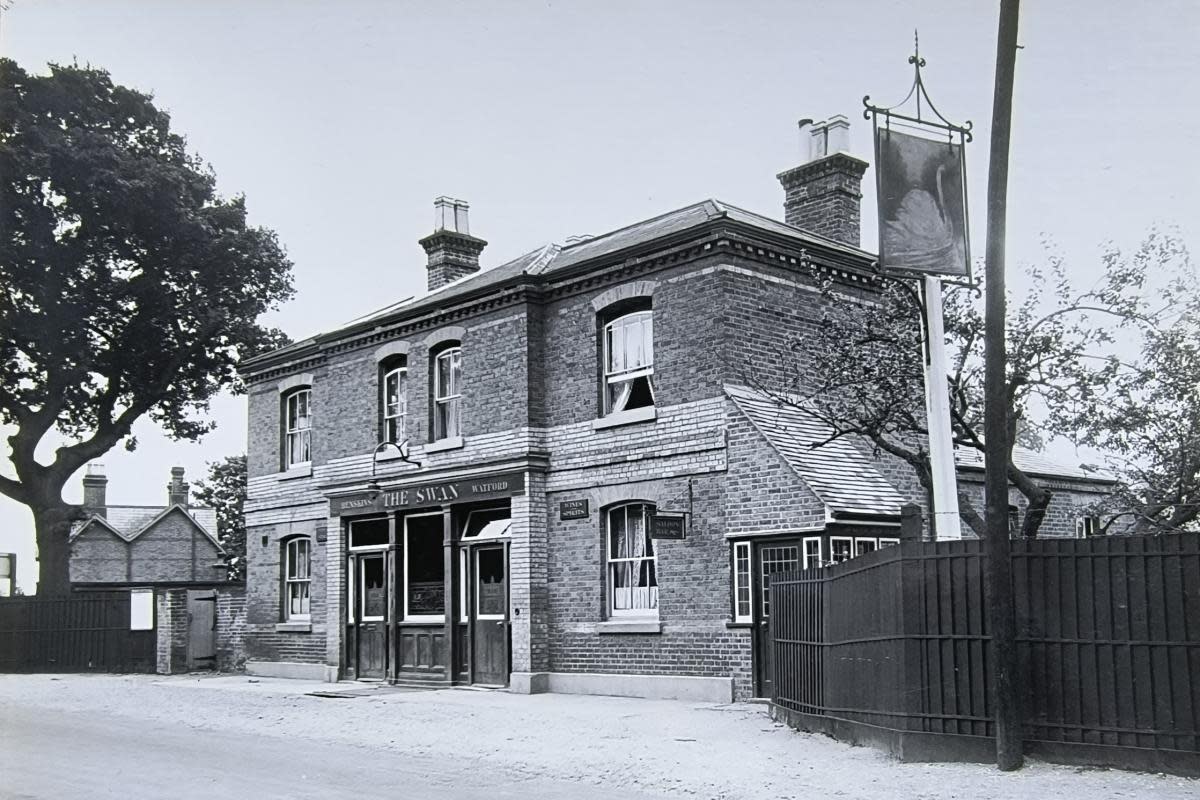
xmin=355 ymin=553 xmax=387 ymax=679
xmin=471 ymin=545 xmax=509 ymax=686
xmin=754 ymin=541 xmax=801 ymax=698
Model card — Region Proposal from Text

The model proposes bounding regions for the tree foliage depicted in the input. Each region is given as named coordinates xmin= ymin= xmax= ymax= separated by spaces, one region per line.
xmin=0 ymin=59 xmax=293 ymax=592
xmin=193 ymin=455 xmax=247 ymax=581
xmin=1049 ymin=233 xmax=1200 ymax=532
xmin=753 ymin=231 xmax=1196 ymax=538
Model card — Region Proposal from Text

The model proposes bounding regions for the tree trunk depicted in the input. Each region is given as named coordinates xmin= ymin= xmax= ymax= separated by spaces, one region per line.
xmin=33 ymin=504 xmax=80 ymax=596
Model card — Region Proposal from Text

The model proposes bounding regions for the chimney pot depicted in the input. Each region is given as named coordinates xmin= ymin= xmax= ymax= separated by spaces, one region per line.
xmin=778 ymin=115 xmax=868 ymax=247
xmin=420 ymin=197 xmax=487 ymax=291
xmin=82 ymin=462 xmax=108 ymax=515
xmin=167 ymin=466 xmax=190 ymax=508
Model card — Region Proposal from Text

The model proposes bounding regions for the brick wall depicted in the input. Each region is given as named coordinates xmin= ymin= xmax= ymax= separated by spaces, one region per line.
xmin=215 ymin=588 xmax=248 ymax=671
xmin=155 ymin=589 xmax=188 ymax=674
xmin=129 ymin=510 xmax=223 ymax=583
xmin=70 ymin=528 xmax=128 ymax=583
xmin=243 ymin=520 xmax=328 ymax=665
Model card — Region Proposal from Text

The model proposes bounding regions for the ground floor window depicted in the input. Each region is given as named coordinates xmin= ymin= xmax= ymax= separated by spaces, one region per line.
xmin=606 ymin=503 xmax=657 ymax=616
xmin=759 ymin=544 xmax=800 ymax=619
xmin=830 ymin=537 xmax=854 ymax=564
xmin=732 ymin=541 xmax=752 ymax=623
xmin=404 ymin=513 xmax=445 ymax=620
xmin=284 ymin=537 xmax=311 ymax=620
xmin=802 ymin=537 xmax=822 ymax=569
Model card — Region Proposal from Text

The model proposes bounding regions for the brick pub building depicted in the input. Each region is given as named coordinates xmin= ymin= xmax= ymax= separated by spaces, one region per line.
xmin=240 ymin=118 xmax=1113 ymax=701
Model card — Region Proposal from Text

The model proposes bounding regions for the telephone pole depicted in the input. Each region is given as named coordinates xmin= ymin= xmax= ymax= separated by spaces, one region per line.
xmin=983 ymin=0 xmax=1024 ymax=771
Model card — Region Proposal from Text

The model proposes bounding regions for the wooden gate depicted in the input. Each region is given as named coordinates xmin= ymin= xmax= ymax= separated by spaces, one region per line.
xmin=186 ymin=590 xmax=217 ymax=669
xmin=0 ymin=592 xmax=156 ymax=673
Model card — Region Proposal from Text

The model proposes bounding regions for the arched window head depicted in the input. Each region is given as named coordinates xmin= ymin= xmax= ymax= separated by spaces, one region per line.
xmin=602 ymin=307 xmax=654 ymax=415
xmin=433 ymin=345 xmax=463 ymax=440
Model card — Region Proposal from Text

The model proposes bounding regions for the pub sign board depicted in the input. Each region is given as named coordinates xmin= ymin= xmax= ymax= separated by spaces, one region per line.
xmin=650 ymin=513 xmax=687 ymax=540
xmin=331 ymin=470 xmax=525 ymax=517
xmin=559 ymin=499 xmax=589 ymax=520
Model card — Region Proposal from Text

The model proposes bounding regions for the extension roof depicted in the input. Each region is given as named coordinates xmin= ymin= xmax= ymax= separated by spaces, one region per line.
xmin=725 ymin=384 xmax=907 ymax=520
xmin=954 ymin=447 xmax=1117 ymax=484
xmin=70 ymin=504 xmax=222 ymax=552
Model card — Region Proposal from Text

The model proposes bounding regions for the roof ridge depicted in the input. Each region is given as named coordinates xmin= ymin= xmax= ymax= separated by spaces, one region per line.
xmin=558 ymin=199 xmax=717 ymax=253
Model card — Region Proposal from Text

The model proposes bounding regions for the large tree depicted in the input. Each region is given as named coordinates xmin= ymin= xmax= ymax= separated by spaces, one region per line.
xmin=0 ymin=60 xmax=292 ymax=593
xmin=752 ymin=231 xmax=1195 ymax=538
xmin=193 ymin=455 xmax=247 ymax=581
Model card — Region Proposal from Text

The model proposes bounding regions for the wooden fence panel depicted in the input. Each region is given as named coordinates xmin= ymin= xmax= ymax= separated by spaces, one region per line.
xmin=773 ymin=533 xmax=1200 ymax=771
xmin=0 ymin=592 xmax=155 ymax=673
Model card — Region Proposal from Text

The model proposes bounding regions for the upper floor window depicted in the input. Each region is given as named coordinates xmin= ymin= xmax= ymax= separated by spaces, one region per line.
xmin=433 ymin=346 xmax=462 ymax=440
xmin=284 ymin=537 xmax=311 ymax=620
xmin=382 ymin=361 xmax=408 ymax=444
xmin=603 ymin=309 xmax=654 ymax=415
xmin=284 ymin=389 xmax=312 ymax=468
xmin=606 ymin=502 xmax=657 ymax=617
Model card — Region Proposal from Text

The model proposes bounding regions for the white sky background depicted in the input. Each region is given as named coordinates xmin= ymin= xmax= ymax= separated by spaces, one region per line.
xmin=1 ymin=1 xmax=1198 ymax=591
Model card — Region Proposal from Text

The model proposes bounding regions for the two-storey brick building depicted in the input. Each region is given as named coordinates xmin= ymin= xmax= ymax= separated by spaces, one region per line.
xmin=239 ymin=118 xmax=1114 ymax=701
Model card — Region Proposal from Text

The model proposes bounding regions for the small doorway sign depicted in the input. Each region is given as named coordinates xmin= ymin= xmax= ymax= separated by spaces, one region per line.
xmin=650 ymin=513 xmax=687 ymax=540
xmin=559 ymin=499 xmax=589 ymax=520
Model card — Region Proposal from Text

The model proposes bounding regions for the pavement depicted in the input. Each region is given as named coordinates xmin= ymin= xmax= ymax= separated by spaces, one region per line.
xmin=0 ymin=673 xmax=1196 ymax=800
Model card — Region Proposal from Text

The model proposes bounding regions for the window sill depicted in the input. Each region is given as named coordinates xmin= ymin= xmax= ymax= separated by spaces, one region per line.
xmin=596 ymin=619 xmax=662 ymax=635
xmin=275 ymin=621 xmax=311 ymax=633
xmin=425 ymin=436 xmax=464 ymax=454
xmin=591 ymin=406 xmax=657 ymax=431
xmin=279 ymin=464 xmax=312 ymax=480
xmin=725 ymin=620 xmax=753 ymax=629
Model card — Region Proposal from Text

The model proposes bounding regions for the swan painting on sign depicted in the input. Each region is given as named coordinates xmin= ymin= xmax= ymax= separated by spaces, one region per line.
xmin=876 ymin=127 xmax=969 ymax=276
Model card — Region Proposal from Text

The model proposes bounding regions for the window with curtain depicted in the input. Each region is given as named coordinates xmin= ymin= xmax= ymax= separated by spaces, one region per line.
xmin=606 ymin=503 xmax=658 ymax=616
xmin=284 ymin=537 xmax=311 ymax=620
xmin=284 ymin=389 xmax=312 ymax=468
xmin=433 ymin=346 xmax=462 ymax=440
xmin=602 ymin=309 xmax=654 ymax=415
xmin=382 ymin=362 xmax=408 ymax=443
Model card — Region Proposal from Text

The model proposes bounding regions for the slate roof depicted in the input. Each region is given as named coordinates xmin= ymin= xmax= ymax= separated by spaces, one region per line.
xmin=954 ymin=447 xmax=1117 ymax=484
xmin=71 ymin=504 xmax=222 ymax=551
xmin=725 ymin=384 xmax=907 ymax=519
xmin=247 ymin=198 xmax=874 ymax=365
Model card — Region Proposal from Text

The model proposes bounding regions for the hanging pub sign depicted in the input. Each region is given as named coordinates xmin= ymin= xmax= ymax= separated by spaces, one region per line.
xmin=650 ymin=513 xmax=687 ymax=540
xmin=875 ymin=126 xmax=969 ymax=277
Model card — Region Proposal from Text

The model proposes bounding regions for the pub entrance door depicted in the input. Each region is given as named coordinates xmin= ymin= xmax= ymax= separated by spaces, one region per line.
xmin=754 ymin=540 xmax=801 ymax=698
xmin=469 ymin=544 xmax=509 ymax=686
xmin=351 ymin=551 xmax=387 ymax=680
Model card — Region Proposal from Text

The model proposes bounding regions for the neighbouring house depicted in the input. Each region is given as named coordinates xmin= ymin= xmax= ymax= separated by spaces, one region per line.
xmin=238 ymin=115 xmax=1117 ymax=700
xmin=69 ymin=464 xmax=227 ymax=588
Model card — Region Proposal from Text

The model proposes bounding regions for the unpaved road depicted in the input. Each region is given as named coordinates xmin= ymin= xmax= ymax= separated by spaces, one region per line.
xmin=0 ymin=673 xmax=1195 ymax=799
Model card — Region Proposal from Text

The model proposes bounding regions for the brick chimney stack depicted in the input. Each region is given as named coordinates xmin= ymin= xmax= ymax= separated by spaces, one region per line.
xmin=777 ymin=115 xmax=869 ymax=247
xmin=167 ymin=466 xmax=190 ymax=507
xmin=82 ymin=463 xmax=107 ymax=515
xmin=418 ymin=197 xmax=487 ymax=291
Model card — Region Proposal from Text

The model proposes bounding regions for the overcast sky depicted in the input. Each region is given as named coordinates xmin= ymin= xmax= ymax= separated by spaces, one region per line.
xmin=2 ymin=1 xmax=1198 ymax=591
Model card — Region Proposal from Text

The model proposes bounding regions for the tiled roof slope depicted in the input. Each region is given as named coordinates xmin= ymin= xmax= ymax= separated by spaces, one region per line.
xmin=725 ymin=384 xmax=906 ymax=519
xmin=954 ymin=446 xmax=1116 ymax=483
xmin=279 ymin=198 xmax=873 ymax=351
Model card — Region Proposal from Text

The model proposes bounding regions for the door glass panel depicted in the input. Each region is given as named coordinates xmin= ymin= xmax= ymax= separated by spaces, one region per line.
xmin=405 ymin=515 xmax=445 ymax=618
xmin=362 ymin=556 xmax=385 ymax=619
xmin=759 ymin=545 xmax=799 ymax=619
xmin=477 ymin=548 xmax=506 ymax=617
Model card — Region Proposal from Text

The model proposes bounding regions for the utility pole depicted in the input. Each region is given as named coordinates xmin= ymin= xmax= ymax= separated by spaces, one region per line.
xmin=983 ymin=0 xmax=1024 ymax=771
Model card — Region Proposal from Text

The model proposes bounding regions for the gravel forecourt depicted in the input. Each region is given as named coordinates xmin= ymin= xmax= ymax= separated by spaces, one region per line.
xmin=0 ymin=673 xmax=1195 ymax=799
